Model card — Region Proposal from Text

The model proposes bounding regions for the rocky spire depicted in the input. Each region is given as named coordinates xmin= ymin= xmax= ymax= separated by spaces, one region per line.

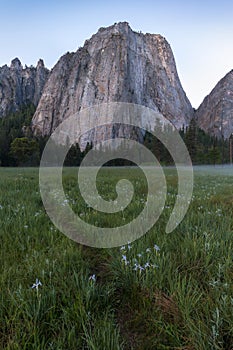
xmin=10 ymin=57 xmax=22 ymax=70
xmin=0 ymin=59 xmax=49 ymax=117
xmin=36 ymin=59 xmax=45 ymax=69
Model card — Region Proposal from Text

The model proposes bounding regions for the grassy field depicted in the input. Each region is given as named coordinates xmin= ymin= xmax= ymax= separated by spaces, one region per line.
xmin=0 ymin=166 xmax=232 ymax=349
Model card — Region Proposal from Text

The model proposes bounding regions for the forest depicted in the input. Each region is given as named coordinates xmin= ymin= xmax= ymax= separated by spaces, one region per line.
xmin=0 ymin=104 xmax=231 ymax=166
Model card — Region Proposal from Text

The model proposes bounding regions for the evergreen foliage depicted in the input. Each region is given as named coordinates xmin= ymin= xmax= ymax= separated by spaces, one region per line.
xmin=0 ymin=107 xmax=231 ymax=166
xmin=10 ymin=137 xmax=40 ymax=166
xmin=0 ymin=104 xmax=36 ymax=166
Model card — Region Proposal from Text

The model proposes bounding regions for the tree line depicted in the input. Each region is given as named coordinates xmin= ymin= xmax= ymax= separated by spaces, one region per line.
xmin=0 ymin=104 xmax=231 ymax=166
xmin=144 ymin=118 xmax=231 ymax=165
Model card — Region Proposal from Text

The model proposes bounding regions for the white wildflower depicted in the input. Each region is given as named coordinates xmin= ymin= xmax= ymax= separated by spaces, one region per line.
xmin=89 ymin=274 xmax=96 ymax=282
xmin=122 ymin=255 xmax=127 ymax=262
xmin=154 ymin=244 xmax=160 ymax=251
xmin=31 ymin=278 xmax=42 ymax=290
xmin=127 ymin=241 xmax=132 ymax=250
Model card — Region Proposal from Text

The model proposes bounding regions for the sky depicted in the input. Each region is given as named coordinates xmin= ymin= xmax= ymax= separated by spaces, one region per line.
xmin=0 ymin=0 xmax=232 ymax=108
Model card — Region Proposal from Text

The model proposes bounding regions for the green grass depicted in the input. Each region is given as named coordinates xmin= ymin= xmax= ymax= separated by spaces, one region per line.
xmin=0 ymin=166 xmax=232 ymax=349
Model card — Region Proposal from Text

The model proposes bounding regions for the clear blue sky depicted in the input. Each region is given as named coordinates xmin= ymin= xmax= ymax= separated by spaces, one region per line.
xmin=0 ymin=0 xmax=232 ymax=108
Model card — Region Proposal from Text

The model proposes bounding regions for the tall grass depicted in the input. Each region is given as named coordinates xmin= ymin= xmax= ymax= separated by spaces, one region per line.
xmin=0 ymin=166 xmax=232 ymax=349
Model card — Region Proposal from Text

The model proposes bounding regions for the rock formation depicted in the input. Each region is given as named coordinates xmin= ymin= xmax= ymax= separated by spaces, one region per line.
xmin=195 ymin=70 xmax=233 ymax=139
xmin=0 ymin=58 xmax=49 ymax=117
xmin=3 ymin=22 xmax=232 ymax=145
xmin=31 ymin=22 xmax=193 ymax=141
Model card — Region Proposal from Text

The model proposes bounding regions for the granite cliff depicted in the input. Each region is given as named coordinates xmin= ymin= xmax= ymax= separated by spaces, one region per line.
xmin=31 ymin=22 xmax=194 ymax=140
xmin=1 ymin=22 xmax=232 ymax=144
xmin=195 ymin=70 xmax=233 ymax=139
xmin=0 ymin=58 xmax=49 ymax=117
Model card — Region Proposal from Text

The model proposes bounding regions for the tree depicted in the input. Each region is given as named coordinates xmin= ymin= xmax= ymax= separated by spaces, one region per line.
xmin=184 ymin=118 xmax=198 ymax=162
xmin=64 ymin=143 xmax=82 ymax=166
xmin=209 ymin=145 xmax=221 ymax=164
xmin=0 ymin=104 xmax=36 ymax=165
xmin=10 ymin=137 xmax=40 ymax=166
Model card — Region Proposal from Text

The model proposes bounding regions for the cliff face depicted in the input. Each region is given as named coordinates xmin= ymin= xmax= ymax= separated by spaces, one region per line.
xmin=32 ymin=22 xmax=193 ymax=138
xmin=0 ymin=58 xmax=49 ymax=117
xmin=196 ymin=70 xmax=233 ymax=139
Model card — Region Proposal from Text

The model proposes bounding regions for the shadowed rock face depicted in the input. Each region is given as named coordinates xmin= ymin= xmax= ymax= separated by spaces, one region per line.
xmin=31 ymin=22 xmax=193 ymax=140
xmin=196 ymin=70 xmax=233 ymax=139
xmin=0 ymin=58 xmax=49 ymax=117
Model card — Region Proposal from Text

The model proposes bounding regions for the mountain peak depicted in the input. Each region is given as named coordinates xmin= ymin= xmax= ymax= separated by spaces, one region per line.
xmin=98 ymin=21 xmax=130 ymax=33
xmin=196 ymin=69 xmax=233 ymax=138
xmin=32 ymin=22 xmax=193 ymax=138
xmin=37 ymin=59 xmax=45 ymax=69
xmin=0 ymin=58 xmax=49 ymax=117
xmin=10 ymin=58 xmax=22 ymax=70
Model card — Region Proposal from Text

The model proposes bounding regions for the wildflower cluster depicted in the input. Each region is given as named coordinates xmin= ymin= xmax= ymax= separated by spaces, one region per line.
xmin=120 ymin=242 xmax=160 ymax=272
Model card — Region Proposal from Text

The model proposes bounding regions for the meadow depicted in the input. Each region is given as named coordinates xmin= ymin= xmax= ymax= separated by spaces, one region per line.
xmin=0 ymin=166 xmax=232 ymax=349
